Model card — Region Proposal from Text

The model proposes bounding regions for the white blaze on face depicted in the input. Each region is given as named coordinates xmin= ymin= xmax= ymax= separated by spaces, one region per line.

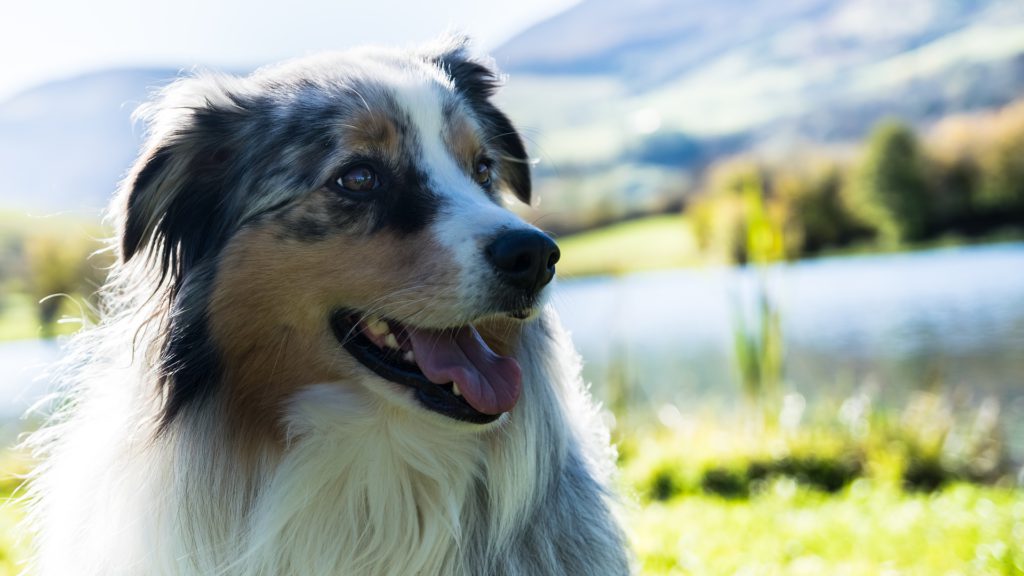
xmin=390 ymin=74 xmax=527 ymax=315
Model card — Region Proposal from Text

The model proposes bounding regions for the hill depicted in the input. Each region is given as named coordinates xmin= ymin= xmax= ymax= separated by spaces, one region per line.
xmin=495 ymin=0 xmax=1024 ymax=158
xmin=0 ymin=68 xmax=179 ymax=213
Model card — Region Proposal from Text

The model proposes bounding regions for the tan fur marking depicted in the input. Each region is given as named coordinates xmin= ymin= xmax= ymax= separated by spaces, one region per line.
xmin=342 ymin=109 xmax=402 ymax=159
xmin=443 ymin=112 xmax=484 ymax=171
xmin=208 ymin=192 xmax=466 ymax=437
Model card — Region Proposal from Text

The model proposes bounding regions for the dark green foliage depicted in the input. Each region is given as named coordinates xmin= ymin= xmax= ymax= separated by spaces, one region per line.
xmin=783 ymin=167 xmax=874 ymax=255
xmin=903 ymin=457 xmax=953 ymax=492
xmin=701 ymin=467 xmax=749 ymax=499
xmin=749 ymin=456 xmax=862 ymax=494
xmin=648 ymin=466 xmax=686 ymax=502
xmin=978 ymin=127 xmax=1024 ymax=223
xmin=697 ymin=455 xmax=863 ymax=499
xmin=929 ymin=155 xmax=981 ymax=234
xmin=850 ymin=120 xmax=932 ymax=243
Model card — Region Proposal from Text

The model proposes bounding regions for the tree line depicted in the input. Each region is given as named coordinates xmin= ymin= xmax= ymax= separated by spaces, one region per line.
xmin=689 ymin=99 xmax=1024 ymax=264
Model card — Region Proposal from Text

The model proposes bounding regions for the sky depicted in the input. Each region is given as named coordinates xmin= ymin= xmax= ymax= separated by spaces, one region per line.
xmin=0 ymin=0 xmax=581 ymax=100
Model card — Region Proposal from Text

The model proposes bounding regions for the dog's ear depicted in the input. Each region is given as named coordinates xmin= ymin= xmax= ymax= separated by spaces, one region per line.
xmin=427 ymin=36 xmax=532 ymax=205
xmin=120 ymin=75 xmax=247 ymax=294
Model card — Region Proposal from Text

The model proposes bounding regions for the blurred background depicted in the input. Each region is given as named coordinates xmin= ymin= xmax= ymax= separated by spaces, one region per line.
xmin=2 ymin=0 xmax=1024 ymax=573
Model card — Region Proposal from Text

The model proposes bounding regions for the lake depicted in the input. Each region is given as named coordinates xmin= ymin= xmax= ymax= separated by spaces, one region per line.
xmin=3 ymin=242 xmax=1023 ymax=427
xmin=559 ymin=243 xmax=1024 ymax=407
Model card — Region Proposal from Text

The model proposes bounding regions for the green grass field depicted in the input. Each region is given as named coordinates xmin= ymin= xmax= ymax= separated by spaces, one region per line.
xmin=0 ymin=453 xmax=29 ymax=575
xmin=556 ymin=214 xmax=701 ymax=278
xmin=630 ymin=483 xmax=1023 ymax=575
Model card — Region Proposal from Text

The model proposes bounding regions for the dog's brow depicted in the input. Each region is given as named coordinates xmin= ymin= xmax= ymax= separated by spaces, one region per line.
xmin=339 ymin=110 xmax=402 ymax=157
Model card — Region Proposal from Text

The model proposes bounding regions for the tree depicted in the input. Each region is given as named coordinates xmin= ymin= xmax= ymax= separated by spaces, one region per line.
xmin=977 ymin=113 xmax=1024 ymax=223
xmin=849 ymin=121 xmax=931 ymax=244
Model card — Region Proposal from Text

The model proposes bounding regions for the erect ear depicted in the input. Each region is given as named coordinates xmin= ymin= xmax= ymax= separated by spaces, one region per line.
xmin=119 ymin=75 xmax=247 ymax=294
xmin=426 ymin=35 xmax=532 ymax=205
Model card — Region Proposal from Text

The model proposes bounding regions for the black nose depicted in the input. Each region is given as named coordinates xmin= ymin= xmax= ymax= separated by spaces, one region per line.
xmin=485 ymin=229 xmax=560 ymax=294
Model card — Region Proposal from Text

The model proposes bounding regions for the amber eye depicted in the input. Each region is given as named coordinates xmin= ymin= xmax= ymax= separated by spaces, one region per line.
xmin=334 ymin=165 xmax=379 ymax=194
xmin=474 ymin=159 xmax=493 ymax=189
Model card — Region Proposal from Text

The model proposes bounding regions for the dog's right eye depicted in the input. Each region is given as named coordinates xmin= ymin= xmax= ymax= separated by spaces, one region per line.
xmin=329 ymin=165 xmax=380 ymax=196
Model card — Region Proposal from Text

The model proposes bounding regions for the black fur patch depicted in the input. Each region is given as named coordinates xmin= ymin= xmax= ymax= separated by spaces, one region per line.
xmin=290 ymin=215 xmax=331 ymax=241
xmin=429 ymin=46 xmax=532 ymax=204
xmin=378 ymin=164 xmax=439 ymax=234
xmin=159 ymin=263 xmax=220 ymax=428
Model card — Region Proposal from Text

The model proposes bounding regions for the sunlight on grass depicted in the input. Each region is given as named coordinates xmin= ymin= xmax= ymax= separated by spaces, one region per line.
xmin=556 ymin=215 xmax=701 ymax=278
xmin=0 ymin=500 xmax=26 ymax=576
xmin=629 ymin=483 xmax=1024 ymax=575
xmin=0 ymin=452 xmax=30 ymax=576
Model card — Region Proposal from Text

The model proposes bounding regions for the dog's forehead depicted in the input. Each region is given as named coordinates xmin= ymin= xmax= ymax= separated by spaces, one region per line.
xmin=308 ymin=56 xmax=484 ymax=186
xmin=265 ymin=51 xmax=460 ymax=123
xmin=279 ymin=55 xmax=477 ymax=161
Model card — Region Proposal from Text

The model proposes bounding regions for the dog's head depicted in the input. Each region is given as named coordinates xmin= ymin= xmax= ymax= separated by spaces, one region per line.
xmin=119 ymin=37 xmax=558 ymax=430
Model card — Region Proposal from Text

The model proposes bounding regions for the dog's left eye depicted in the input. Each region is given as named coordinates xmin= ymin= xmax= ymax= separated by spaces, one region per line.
xmin=329 ymin=165 xmax=380 ymax=195
xmin=473 ymin=159 xmax=493 ymax=189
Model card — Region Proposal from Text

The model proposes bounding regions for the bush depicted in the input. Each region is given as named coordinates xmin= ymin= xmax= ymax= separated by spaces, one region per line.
xmin=903 ymin=456 xmax=952 ymax=492
xmin=977 ymin=111 xmax=1024 ymax=222
xmin=848 ymin=120 xmax=932 ymax=243
xmin=777 ymin=165 xmax=861 ymax=255
xmin=701 ymin=467 xmax=749 ymax=498
xmin=0 ymin=212 xmax=113 ymax=338
xmin=749 ymin=455 xmax=862 ymax=494
xmin=647 ymin=464 xmax=687 ymax=502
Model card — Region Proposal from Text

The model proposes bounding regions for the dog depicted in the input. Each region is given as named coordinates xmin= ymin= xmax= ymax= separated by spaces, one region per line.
xmin=25 ymin=36 xmax=629 ymax=575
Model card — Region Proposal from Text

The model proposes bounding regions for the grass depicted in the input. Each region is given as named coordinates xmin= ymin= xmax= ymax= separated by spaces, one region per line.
xmin=630 ymin=482 xmax=1024 ymax=575
xmin=0 ymin=294 xmax=82 ymax=342
xmin=554 ymin=212 xmax=1024 ymax=278
xmin=0 ymin=453 xmax=30 ymax=576
xmin=611 ymin=400 xmax=1024 ymax=575
xmin=556 ymin=214 xmax=701 ymax=278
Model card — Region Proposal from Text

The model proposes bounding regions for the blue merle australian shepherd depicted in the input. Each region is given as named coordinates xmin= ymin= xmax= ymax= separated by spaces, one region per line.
xmin=25 ymin=36 xmax=629 ymax=575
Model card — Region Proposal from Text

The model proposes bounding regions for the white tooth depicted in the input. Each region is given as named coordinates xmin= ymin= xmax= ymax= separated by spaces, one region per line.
xmin=366 ymin=318 xmax=389 ymax=338
xmin=384 ymin=333 xmax=399 ymax=349
xmin=403 ymin=350 xmax=415 ymax=363
xmin=452 ymin=383 xmax=462 ymax=397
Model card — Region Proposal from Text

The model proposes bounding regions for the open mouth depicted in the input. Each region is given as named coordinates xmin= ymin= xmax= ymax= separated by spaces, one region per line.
xmin=330 ymin=310 xmax=523 ymax=424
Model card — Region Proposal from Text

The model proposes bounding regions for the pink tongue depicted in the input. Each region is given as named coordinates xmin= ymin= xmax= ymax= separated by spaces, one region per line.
xmin=406 ymin=325 xmax=522 ymax=415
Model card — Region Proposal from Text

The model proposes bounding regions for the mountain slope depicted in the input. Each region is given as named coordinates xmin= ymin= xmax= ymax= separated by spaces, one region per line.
xmin=495 ymin=0 xmax=1024 ymax=160
xmin=0 ymin=68 xmax=180 ymax=212
xmin=496 ymin=0 xmax=1022 ymax=89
